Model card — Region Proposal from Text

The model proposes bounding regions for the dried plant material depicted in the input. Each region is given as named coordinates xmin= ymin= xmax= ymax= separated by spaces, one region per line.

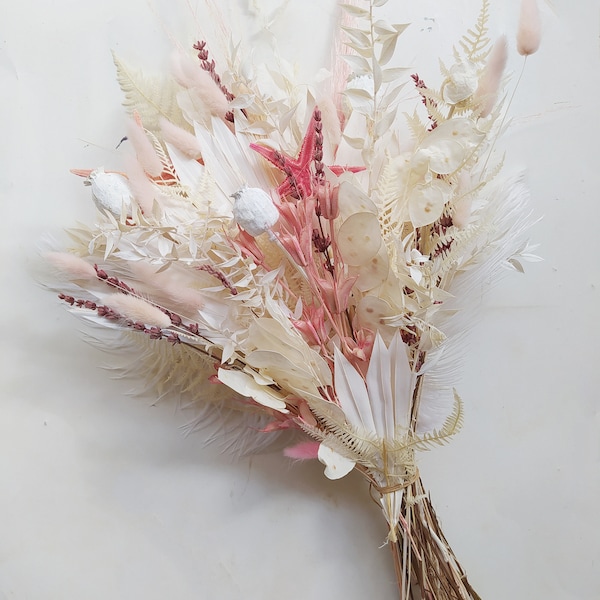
xmin=43 ymin=1 xmax=539 ymax=598
xmin=102 ymin=293 xmax=172 ymax=328
xmin=126 ymin=117 xmax=164 ymax=177
xmin=517 ymin=0 xmax=542 ymax=56
xmin=475 ymin=35 xmax=508 ymax=117
xmin=84 ymin=169 xmax=133 ymax=218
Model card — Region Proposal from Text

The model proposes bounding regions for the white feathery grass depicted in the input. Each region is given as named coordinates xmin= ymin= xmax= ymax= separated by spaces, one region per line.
xmin=126 ymin=117 xmax=164 ymax=177
xmin=159 ymin=117 xmax=202 ymax=158
xmin=517 ymin=0 xmax=542 ymax=56
xmin=475 ymin=35 xmax=508 ymax=118
xmin=102 ymin=293 xmax=172 ymax=328
xmin=44 ymin=251 xmax=97 ymax=280
xmin=123 ymin=155 xmax=158 ymax=214
xmin=171 ymin=52 xmax=229 ymax=119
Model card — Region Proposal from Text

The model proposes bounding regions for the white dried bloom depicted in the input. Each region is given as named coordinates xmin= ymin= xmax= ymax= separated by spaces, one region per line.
xmin=85 ymin=168 xmax=132 ymax=218
xmin=232 ymin=186 xmax=279 ymax=236
xmin=442 ymin=61 xmax=478 ymax=105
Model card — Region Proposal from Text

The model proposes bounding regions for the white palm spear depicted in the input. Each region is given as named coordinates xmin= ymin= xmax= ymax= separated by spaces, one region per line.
xmin=331 ymin=333 xmax=416 ymax=538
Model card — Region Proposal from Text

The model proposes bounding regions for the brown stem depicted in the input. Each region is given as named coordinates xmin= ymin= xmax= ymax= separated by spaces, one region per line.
xmin=387 ymin=476 xmax=481 ymax=600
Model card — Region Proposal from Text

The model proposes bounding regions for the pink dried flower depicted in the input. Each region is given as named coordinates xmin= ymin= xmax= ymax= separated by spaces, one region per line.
xmin=517 ymin=0 xmax=542 ymax=56
xmin=284 ymin=441 xmax=320 ymax=460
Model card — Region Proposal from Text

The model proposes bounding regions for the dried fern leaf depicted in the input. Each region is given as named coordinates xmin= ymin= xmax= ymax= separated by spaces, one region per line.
xmin=113 ymin=53 xmax=189 ymax=132
xmin=458 ymin=0 xmax=491 ymax=63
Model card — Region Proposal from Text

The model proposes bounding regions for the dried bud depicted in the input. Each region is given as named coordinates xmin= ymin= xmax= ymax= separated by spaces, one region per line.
xmin=231 ymin=186 xmax=279 ymax=236
xmin=517 ymin=0 xmax=541 ymax=56
xmin=317 ymin=184 xmax=340 ymax=220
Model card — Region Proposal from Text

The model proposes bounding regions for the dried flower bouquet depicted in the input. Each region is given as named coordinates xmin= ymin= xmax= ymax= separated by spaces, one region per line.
xmin=44 ymin=0 xmax=540 ymax=597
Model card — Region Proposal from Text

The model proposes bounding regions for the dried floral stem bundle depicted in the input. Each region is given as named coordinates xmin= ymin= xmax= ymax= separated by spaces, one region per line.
xmin=44 ymin=0 xmax=539 ymax=597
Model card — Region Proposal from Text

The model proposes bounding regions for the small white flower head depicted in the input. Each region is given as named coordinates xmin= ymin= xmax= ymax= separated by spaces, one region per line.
xmin=442 ymin=61 xmax=478 ymax=105
xmin=231 ymin=186 xmax=279 ymax=236
xmin=85 ymin=168 xmax=132 ymax=218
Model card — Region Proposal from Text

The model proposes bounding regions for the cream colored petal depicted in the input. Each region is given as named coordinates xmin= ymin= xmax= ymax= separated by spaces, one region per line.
xmin=217 ymin=368 xmax=288 ymax=413
xmin=318 ymin=444 xmax=356 ymax=480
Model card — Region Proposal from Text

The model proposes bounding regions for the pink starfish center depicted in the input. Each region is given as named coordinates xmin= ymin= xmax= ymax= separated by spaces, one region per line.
xmin=250 ymin=107 xmax=364 ymax=200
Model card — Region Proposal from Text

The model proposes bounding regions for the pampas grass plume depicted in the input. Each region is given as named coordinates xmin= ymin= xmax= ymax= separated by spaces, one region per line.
xmin=284 ymin=441 xmax=320 ymax=460
xmin=159 ymin=118 xmax=202 ymax=159
xmin=45 ymin=251 xmax=97 ymax=280
xmin=171 ymin=52 xmax=229 ymax=119
xmin=126 ymin=117 xmax=164 ymax=177
xmin=517 ymin=0 xmax=541 ymax=56
xmin=102 ymin=293 xmax=172 ymax=328
xmin=475 ymin=35 xmax=508 ymax=118
xmin=124 ymin=156 xmax=157 ymax=214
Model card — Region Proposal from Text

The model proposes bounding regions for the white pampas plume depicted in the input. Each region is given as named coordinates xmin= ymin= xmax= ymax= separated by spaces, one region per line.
xmin=474 ymin=35 xmax=508 ymax=118
xmin=159 ymin=118 xmax=202 ymax=159
xmin=126 ymin=116 xmax=164 ymax=177
xmin=171 ymin=52 xmax=229 ymax=119
xmin=124 ymin=156 xmax=157 ymax=214
xmin=102 ymin=293 xmax=172 ymax=328
xmin=517 ymin=0 xmax=541 ymax=56
xmin=44 ymin=251 xmax=97 ymax=280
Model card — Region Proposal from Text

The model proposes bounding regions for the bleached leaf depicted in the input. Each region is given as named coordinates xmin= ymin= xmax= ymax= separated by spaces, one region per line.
xmin=375 ymin=109 xmax=396 ymax=137
xmin=217 ymin=368 xmax=288 ymax=413
xmin=373 ymin=59 xmax=382 ymax=94
xmin=507 ymin=258 xmax=524 ymax=273
xmin=339 ymin=4 xmax=370 ymax=18
xmin=341 ymin=26 xmax=371 ymax=48
xmin=379 ymin=34 xmax=400 ymax=66
xmin=344 ymin=87 xmax=374 ymax=102
xmin=342 ymin=134 xmax=367 ymax=150
xmin=382 ymin=67 xmax=410 ymax=84
xmin=341 ymin=54 xmax=371 ymax=75
xmin=228 ymin=94 xmax=254 ymax=109
xmin=334 ymin=346 xmax=375 ymax=431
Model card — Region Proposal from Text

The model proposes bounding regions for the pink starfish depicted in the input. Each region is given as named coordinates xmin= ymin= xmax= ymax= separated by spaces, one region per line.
xmin=250 ymin=107 xmax=364 ymax=200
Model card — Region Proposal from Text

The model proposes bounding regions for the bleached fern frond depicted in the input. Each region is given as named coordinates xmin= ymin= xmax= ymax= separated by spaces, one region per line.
xmin=458 ymin=0 xmax=491 ymax=63
xmin=411 ymin=390 xmax=464 ymax=450
xmin=113 ymin=53 xmax=189 ymax=132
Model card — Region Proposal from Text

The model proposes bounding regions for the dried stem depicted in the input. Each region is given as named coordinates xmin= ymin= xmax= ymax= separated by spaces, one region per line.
xmin=387 ymin=476 xmax=481 ymax=600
